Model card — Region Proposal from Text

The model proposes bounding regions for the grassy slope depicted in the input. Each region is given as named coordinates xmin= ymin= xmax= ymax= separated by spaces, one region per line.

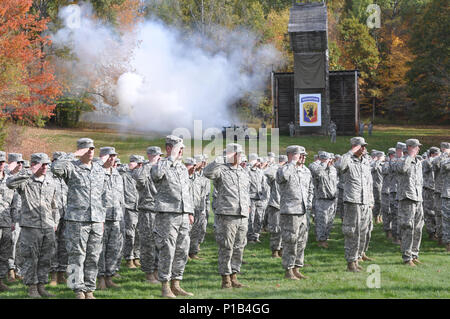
xmin=2 ymin=124 xmax=449 ymax=298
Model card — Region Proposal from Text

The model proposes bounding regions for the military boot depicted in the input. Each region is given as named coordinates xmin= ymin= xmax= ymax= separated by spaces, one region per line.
xmin=446 ymin=243 xmax=450 ymax=252
xmin=75 ymin=291 xmax=85 ymax=299
xmin=37 ymin=283 xmax=55 ymax=297
xmin=189 ymin=254 xmax=203 ymax=260
xmin=346 ymin=261 xmax=359 ymax=272
xmin=285 ymin=269 xmax=299 ymax=280
xmin=15 ymin=271 xmax=23 ymax=281
xmin=355 ymin=260 xmax=363 ymax=270
xmin=271 ymin=250 xmax=280 ymax=258
xmin=49 ymin=272 xmax=58 ymax=287
xmin=145 ymin=272 xmax=159 ymax=284
xmin=412 ymin=259 xmax=422 ymax=265
xmin=126 ymin=260 xmax=136 ymax=269
xmin=278 ymin=249 xmax=283 ymax=257
xmin=404 ymin=260 xmax=415 ymax=267
xmin=386 ymin=231 xmax=393 ymax=240
xmin=57 ymin=272 xmax=66 ymax=284
xmin=7 ymin=269 xmax=16 ymax=282
xmin=230 ymin=273 xmax=247 ymax=288
xmin=0 ymin=280 xmax=9 ymax=292
xmin=221 ymin=275 xmax=232 ymax=289
xmin=85 ymin=291 xmax=96 ymax=299
xmin=28 ymin=285 xmax=41 ymax=298
xmin=133 ymin=259 xmax=141 ymax=267
xmin=161 ymin=281 xmax=176 ymax=298
xmin=362 ymin=253 xmax=373 ymax=261
xmin=171 ymin=280 xmax=194 ymax=296
xmin=292 ymin=268 xmax=308 ymax=279
xmin=97 ymin=276 xmax=107 ymax=290
xmin=105 ymin=276 xmax=120 ymax=288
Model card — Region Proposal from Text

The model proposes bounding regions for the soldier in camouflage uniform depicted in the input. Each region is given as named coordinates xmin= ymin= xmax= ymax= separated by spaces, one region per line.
xmin=395 ymin=139 xmax=424 ymax=266
xmin=264 ymin=155 xmax=287 ymax=258
xmin=390 ymin=142 xmax=406 ymax=245
xmin=49 ymin=152 xmax=69 ymax=287
xmin=0 ymin=151 xmax=15 ymax=292
xmin=310 ymin=151 xmax=338 ymax=248
xmin=204 ymin=143 xmax=250 ymax=289
xmin=7 ymin=153 xmax=57 ymax=298
xmin=334 ymin=155 xmax=345 ymax=221
xmin=276 ymin=145 xmax=313 ymax=280
xmin=197 ymin=155 xmax=210 ymax=247
xmin=51 ymin=138 xmax=106 ymax=299
xmin=122 ymin=155 xmax=142 ymax=270
xmin=335 ymin=137 xmax=373 ymax=272
xmin=247 ymin=153 xmax=265 ymax=243
xmin=381 ymin=148 xmax=395 ymax=239
xmin=132 ymin=146 xmax=162 ymax=285
xmin=433 ymin=142 xmax=450 ymax=246
xmin=439 ymin=145 xmax=450 ymax=252
xmin=97 ymin=147 xmax=124 ymax=289
xmin=308 ymin=155 xmax=321 ymax=223
xmin=371 ymin=151 xmax=384 ymax=224
xmin=422 ymin=147 xmax=440 ymax=240
xmin=151 ymin=136 xmax=194 ymax=298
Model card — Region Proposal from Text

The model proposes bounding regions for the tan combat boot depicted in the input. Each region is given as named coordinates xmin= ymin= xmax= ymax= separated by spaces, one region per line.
xmin=230 ymin=273 xmax=247 ymax=288
xmin=171 ymin=279 xmax=194 ymax=296
xmin=97 ymin=276 xmax=107 ymax=290
xmin=37 ymin=283 xmax=55 ymax=297
xmin=285 ymin=268 xmax=300 ymax=280
xmin=7 ymin=269 xmax=16 ymax=282
xmin=49 ymin=272 xmax=58 ymax=287
xmin=355 ymin=260 xmax=363 ymax=270
xmin=189 ymin=254 xmax=203 ymax=260
xmin=145 ymin=272 xmax=159 ymax=284
xmin=278 ymin=249 xmax=283 ymax=257
xmin=0 ymin=279 xmax=9 ymax=292
xmin=292 ymin=268 xmax=309 ymax=279
xmin=161 ymin=281 xmax=176 ymax=298
xmin=126 ymin=260 xmax=137 ymax=269
xmin=362 ymin=253 xmax=374 ymax=261
xmin=271 ymin=250 xmax=280 ymax=258
xmin=346 ymin=261 xmax=360 ymax=272
xmin=133 ymin=259 xmax=141 ymax=267
xmin=221 ymin=275 xmax=232 ymax=289
xmin=15 ymin=271 xmax=23 ymax=281
xmin=404 ymin=260 xmax=415 ymax=267
xmin=28 ymin=285 xmax=41 ymax=298
xmin=57 ymin=272 xmax=66 ymax=284
xmin=412 ymin=259 xmax=422 ymax=265
xmin=105 ymin=276 xmax=120 ymax=288
xmin=85 ymin=291 xmax=96 ymax=299
xmin=75 ymin=291 xmax=85 ymax=299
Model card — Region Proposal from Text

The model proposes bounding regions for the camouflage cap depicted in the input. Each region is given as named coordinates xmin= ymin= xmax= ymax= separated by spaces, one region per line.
xmin=30 ymin=153 xmax=51 ymax=165
xmin=184 ymin=157 xmax=196 ymax=166
xmin=441 ymin=142 xmax=450 ymax=150
xmin=388 ymin=148 xmax=396 ymax=155
xmin=23 ymin=160 xmax=30 ymax=168
xmin=334 ymin=154 xmax=342 ymax=160
xmin=279 ymin=155 xmax=288 ymax=162
xmin=428 ymin=146 xmax=440 ymax=155
xmin=165 ymin=135 xmax=184 ymax=148
xmin=375 ymin=151 xmax=385 ymax=157
xmin=99 ymin=147 xmax=118 ymax=157
xmin=52 ymin=151 xmax=66 ymax=161
xmin=225 ymin=143 xmax=243 ymax=154
xmin=267 ymin=152 xmax=276 ymax=158
xmin=286 ymin=145 xmax=307 ymax=155
xmin=8 ymin=153 xmax=23 ymax=163
xmin=370 ymin=149 xmax=378 ymax=156
xmin=318 ymin=151 xmax=329 ymax=160
xmin=147 ymin=146 xmax=163 ymax=156
xmin=77 ymin=138 xmax=95 ymax=150
xmin=248 ymin=153 xmax=259 ymax=162
xmin=240 ymin=154 xmax=248 ymax=162
xmin=202 ymin=154 xmax=209 ymax=161
xmin=0 ymin=151 xmax=5 ymax=162
xmin=92 ymin=157 xmax=101 ymax=163
xmin=350 ymin=137 xmax=368 ymax=146
xmin=115 ymin=158 xmax=121 ymax=164
xmin=405 ymin=139 xmax=422 ymax=147
xmin=396 ymin=142 xmax=406 ymax=150
xmin=129 ymin=155 xmax=142 ymax=163
xmin=259 ymin=157 xmax=268 ymax=164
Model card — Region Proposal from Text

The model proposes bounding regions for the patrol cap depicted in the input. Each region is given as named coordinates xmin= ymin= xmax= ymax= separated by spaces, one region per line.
xmin=240 ymin=154 xmax=248 ymax=162
xmin=279 ymin=155 xmax=288 ymax=162
xmin=226 ymin=143 xmax=243 ymax=154
xmin=8 ymin=153 xmax=23 ymax=163
xmin=259 ymin=157 xmax=268 ymax=164
xmin=115 ymin=158 xmax=121 ymax=165
xmin=329 ymin=153 xmax=335 ymax=158
xmin=23 ymin=160 xmax=30 ymax=168
xmin=248 ymin=153 xmax=259 ymax=162
xmin=370 ymin=149 xmax=378 ymax=156
xmin=387 ymin=148 xmax=396 ymax=155
xmin=147 ymin=146 xmax=163 ymax=156
xmin=92 ymin=157 xmax=101 ymax=163
xmin=396 ymin=142 xmax=406 ymax=150
xmin=99 ymin=147 xmax=118 ymax=157
xmin=77 ymin=138 xmax=95 ymax=150
xmin=52 ymin=151 xmax=66 ymax=161
xmin=184 ymin=157 xmax=196 ymax=166
xmin=429 ymin=146 xmax=440 ymax=155
xmin=194 ymin=155 xmax=204 ymax=163
xmin=129 ymin=155 xmax=142 ymax=163
xmin=441 ymin=142 xmax=450 ymax=150
xmin=165 ymin=135 xmax=184 ymax=148
xmin=334 ymin=154 xmax=342 ymax=160
xmin=350 ymin=137 xmax=368 ymax=146
xmin=30 ymin=153 xmax=51 ymax=165
xmin=202 ymin=154 xmax=209 ymax=161
xmin=375 ymin=151 xmax=385 ymax=157
xmin=405 ymin=139 xmax=422 ymax=147
xmin=267 ymin=152 xmax=276 ymax=158
xmin=0 ymin=151 xmax=5 ymax=162
xmin=318 ymin=151 xmax=329 ymax=160
xmin=286 ymin=145 xmax=307 ymax=155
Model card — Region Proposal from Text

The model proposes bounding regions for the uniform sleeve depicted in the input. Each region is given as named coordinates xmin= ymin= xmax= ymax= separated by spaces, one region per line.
xmin=203 ymin=159 xmax=223 ymax=181
xmin=151 ymin=159 xmax=170 ymax=182
xmin=51 ymin=154 xmax=74 ymax=180
xmin=6 ymin=172 xmax=31 ymax=192
xmin=276 ymin=163 xmax=293 ymax=184
xmin=397 ymin=156 xmax=414 ymax=174
xmin=335 ymin=151 xmax=353 ymax=173
xmin=307 ymin=177 xmax=314 ymax=211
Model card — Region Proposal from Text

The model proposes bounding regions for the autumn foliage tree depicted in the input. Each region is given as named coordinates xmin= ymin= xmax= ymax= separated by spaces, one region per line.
xmin=0 ymin=0 xmax=61 ymax=124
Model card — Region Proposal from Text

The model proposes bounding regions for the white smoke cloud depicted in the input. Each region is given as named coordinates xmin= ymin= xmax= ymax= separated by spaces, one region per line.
xmin=51 ymin=2 xmax=284 ymax=133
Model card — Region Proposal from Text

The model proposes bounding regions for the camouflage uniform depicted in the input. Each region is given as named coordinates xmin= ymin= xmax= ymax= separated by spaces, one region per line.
xmin=440 ymin=154 xmax=450 ymax=245
xmin=381 ymin=157 xmax=392 ymax=234
xmin=336 ymin=166 xmax=345 ymax=220
xmin=308 ymin=160 xmax=320 ymax=222
xmin=422 ymin=156 xmax=437 ymax=237
xmin=360 ymin=158 xmax=375 ymax=258
xmin=151 ymin=154 xmax=193 ymax=282
xmin=276 ymin=156 xmax=314 ymax=270
xmin=8 ymin=192 xmax=21 ymax=275
xmin=98 ymin=166 xmax=124 ymax=277
xmin=330 ymin=122 xmax=337 ymax=143
xmin=396 ymin=148 xmax=424 ymax=262
xmin=371 ymin=159 xmax=383 ymax=219
xmin=189 ymin=170 xmax=210 ymax=256
xmin=433 ymin=152 xmax=446 ymax=241
xmin=264 ymin=164 xmax=282 ymax=252
xmin=247 ymin=164 xmax=266 ymax=242
xmin=336 ymin=146 xmax=372 ymax=263
xmin=0 ymin=169 xmax=14 ymax=283
xmin=6 ymin=166 xmax=57 ymax=286
xmin=204 ymin=155 xmax=250 ymax=276
xmin=122 ymin=166 xmax=140 ymax=262
xmin=389 ymin=149 xmax=404 ymax=240
xmin=51 ymin=145 xmax=106 ymax=294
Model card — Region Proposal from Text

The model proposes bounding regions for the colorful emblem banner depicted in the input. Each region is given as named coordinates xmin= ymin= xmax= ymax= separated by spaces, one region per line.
xmin=299 ymin=94 xmax=321 ymax=127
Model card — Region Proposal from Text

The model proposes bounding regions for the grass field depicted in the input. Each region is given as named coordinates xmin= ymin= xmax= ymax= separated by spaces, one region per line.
xmin=1 ymin=124 xmax=449 ymax=299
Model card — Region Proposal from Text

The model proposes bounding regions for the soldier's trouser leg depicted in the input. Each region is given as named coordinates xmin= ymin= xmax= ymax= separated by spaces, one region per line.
xmin=364 ymin=210 xmax=374 ymax=253
xmin=247 ymin=200 xmax=258 ymax=241
xmin=214 ymin=215 xmax=248 ymax=275
xmin=124 ymin=209 xmax=140 ymax=260
xmin=8 ymin=223 xmax=20 ymax=271
xmin=390 ymin=193 xmax=399 ymax=239
xmin=434 ymin=193 xmax=443 ymax=239
xmin=342 ymin=203 xmax=362 ymax=262
xmin=381 ymin=192 xmax=391 ymax=233
xmin=98 ymin=221 xmax=122 ymax=277
xmin=56 ymin=219 xmax=68 ymax=272
xmin=337 ymin=189 xmax=344 ymax=219
xmin=65 ymin=221 xmax=103 ymax=293
xmin=422 ymin=188 xmax=436 ymax=236
xmin=358 ymin=206 xmax=372 ymax=258
xmin=280 ymin=214 xmax=307 ymax=269
xmin=189 ymin=210 xmax=207 ymax=255
xmin=373 ymin=189 xmax=381 ymax=218
xmin=18 ymin=227 xmax=55 ymax=285
xmin=139 ymin=211 xmax=157 ymax=275
xmin=399 ymin=199 xmax=424 ymax=262
xmin=267 ymin=206 xmax=282 ymax=251
xmin=0 ymin=227 xmax=12 ymax=280
xmin=154 ymin=213 xmax=190 ymax=281
xmin=442 ymin=198 xmax=450 ymax=244
xmin=315 ymin=199 xmax=335 ymax=242
xmin=253 ymin=204 xmax=264 ymax=240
